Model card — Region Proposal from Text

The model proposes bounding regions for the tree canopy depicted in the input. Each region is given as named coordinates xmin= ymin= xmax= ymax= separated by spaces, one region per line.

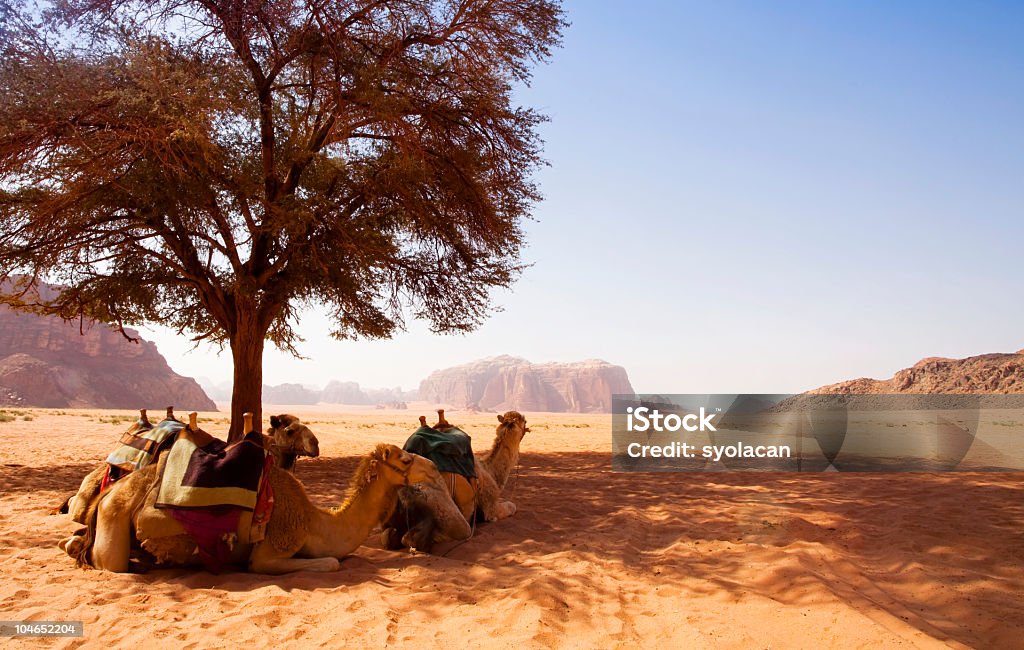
xmin=0 ymin=0 xmax=564 ymax=436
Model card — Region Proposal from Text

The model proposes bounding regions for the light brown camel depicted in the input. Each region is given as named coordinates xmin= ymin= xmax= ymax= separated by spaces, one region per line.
xmin=65 ymin=423 xmax=441 ymax=574
xmin=382 ymin=409 xmax=529 ymax=552
xmin=58 ymin=410 xmax=319 ymax=524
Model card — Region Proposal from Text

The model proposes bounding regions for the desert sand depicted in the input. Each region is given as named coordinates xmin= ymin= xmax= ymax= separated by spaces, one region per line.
xmin=0 ymin=405 xmax=1022 ymax=649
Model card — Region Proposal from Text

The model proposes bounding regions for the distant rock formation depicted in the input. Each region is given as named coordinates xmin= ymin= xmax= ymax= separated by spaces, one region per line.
xmin=262 ymin=383 xmax=320 ymax=405
xmin=320 ymin=380 xmax=369 ymax=404
xmin=418 ymin=355 xmax=635 ymax=412
xmin=0 ymin=302 xmax=216 ymax=410
xmin=811 ymin=350 xmax=1024 ymax=394
xmin=253 ymin=380 xmax=415 ymax=405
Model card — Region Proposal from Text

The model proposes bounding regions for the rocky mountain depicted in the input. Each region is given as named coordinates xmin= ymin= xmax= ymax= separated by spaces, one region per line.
xmin=266 ymin=381 xmax=412 ymax=405
xmin=195 ymin=378 xmax=415 ymax=406
xmin=0 ymin=301 xmax=216 ymax=410
xmin=319 ymin=380 xmax=369 ymax=404
xmin=262 ymin=383 xmax=321 ymax=405
xmin=320 ymin=381 xmax=411 ymax=405
xmin=418 ymin=355 xmax=635 ymax=413
xmin=811 ymin=350 xmax=1024 ymax=394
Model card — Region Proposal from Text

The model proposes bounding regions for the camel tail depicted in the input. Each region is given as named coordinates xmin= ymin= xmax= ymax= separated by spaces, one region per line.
xmin=53 ymin=494 xmax=72 ymax=515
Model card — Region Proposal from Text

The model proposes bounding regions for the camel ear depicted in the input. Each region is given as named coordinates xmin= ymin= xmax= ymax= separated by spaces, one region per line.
xmin=497 ymin=414 xmax=505 ymax=424
xmin=382 ymin=446 xmax=392 ymax=460
xmin=270 ymin=415 xmax=282 ymax=429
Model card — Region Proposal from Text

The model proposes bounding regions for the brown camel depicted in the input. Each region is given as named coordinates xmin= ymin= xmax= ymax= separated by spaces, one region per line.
xmin=382 ymin=409 xmax=529 ymax=552
xmin=58 ymin=410 xmax=319 ymax=524
xmin=263 ymin=413 xmax=320 ymax=471
xmin=65 ymin=426 xmax=440 ymax=574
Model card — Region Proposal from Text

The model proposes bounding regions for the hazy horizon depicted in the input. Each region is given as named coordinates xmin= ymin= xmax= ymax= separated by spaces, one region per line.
xmin=141 ymin=0 xmax=1024 ymax=395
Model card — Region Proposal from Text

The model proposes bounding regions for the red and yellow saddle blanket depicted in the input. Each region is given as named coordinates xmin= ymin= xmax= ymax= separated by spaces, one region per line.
xmin=153 ymin=427 xmax=275 ymax=573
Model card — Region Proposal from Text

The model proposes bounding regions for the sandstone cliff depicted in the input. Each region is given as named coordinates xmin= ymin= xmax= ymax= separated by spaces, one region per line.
xmin=0 ymin=303 xmax=216 ymax=410
xmin=811 ymin=350 xmax=1024 ymax=394
xmin=418 ymin=356 xmax=634 ymax=413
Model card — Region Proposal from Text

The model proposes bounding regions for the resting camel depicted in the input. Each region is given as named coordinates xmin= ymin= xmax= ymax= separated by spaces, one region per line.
xmin=382 ymin=410 xmax=529 ymax=552
xmin=66 ymin=416 xmax=440 ymax=574
xmin=57 ymin=409 xmax=319 ymax=524
xmin=264 ymin=413 xmax=320 ymax=471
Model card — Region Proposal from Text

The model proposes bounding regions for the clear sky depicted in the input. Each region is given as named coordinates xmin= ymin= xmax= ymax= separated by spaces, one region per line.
xmin=142 ymin=0 xmax=1024 ymax=394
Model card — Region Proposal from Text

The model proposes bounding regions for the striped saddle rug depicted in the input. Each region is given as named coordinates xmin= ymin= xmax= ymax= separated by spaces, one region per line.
xmin=105 ymin=417 xmax=184 ymax=473
xmin=155 ymin=427 xmax=266 ymax=511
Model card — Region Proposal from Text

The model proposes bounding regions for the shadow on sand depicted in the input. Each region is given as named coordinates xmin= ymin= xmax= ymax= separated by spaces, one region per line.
xmin=20 ymin=450 xmax=1024 ymax=647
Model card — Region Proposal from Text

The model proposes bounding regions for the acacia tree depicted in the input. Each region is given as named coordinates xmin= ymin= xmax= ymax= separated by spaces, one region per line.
xmin=0 ymin=0 xmax=564 ymax=438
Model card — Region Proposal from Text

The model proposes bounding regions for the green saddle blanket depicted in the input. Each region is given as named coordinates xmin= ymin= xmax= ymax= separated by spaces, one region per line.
xmin=402 ymin=426 xmax=476 ymax=479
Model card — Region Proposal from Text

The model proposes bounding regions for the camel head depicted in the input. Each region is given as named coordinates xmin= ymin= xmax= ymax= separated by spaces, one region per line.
xmin=361 ymin=444 xmax=440 ymax=488
xmin=496 ymin=410 xmax=530 ymax=446
xmin=266 ymin=414 xmax=320 ymax=471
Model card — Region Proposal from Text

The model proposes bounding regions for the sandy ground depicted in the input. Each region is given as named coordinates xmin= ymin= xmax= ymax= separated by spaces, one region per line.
xmin=0 ymin=405 xmax=1022 ymax=649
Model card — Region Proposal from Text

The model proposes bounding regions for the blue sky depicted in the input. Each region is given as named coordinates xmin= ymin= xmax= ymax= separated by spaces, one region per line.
xmin=143 ymin=0 xmax=1024 ymax=394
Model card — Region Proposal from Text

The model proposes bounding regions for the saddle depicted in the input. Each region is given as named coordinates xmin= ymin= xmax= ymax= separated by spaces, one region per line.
xmin=402 ymin=412 xmax=480 ymax=521
xmin=105 ymin=415 xmax=183 ymax=473
xmin=402 ymin=424 xmax=477 ymax=479
xmin=137 ymin=424 xmax=274 ymax=572
xmin=155 ymin=426 xmax=265 ymax=510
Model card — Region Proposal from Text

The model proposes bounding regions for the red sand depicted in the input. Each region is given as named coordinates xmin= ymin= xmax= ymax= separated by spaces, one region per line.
xmin=0 ymin=407 xmax=1022 ymax=648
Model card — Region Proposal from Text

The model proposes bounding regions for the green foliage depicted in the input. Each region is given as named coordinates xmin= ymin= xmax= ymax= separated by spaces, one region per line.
xmin=0 ymin=0 xmax=564 ymax=431
xmin=0 ymin=0 xmax=565 ymax=348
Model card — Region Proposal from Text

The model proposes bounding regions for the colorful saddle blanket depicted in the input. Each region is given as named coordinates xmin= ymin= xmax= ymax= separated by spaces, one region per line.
xmin=105 ymin=417 xmax=184 ymax=472
xmin=156 ymin=428 xmax=266 ymax=511
xmin=403 ymin=426 xmax=476 ymax=478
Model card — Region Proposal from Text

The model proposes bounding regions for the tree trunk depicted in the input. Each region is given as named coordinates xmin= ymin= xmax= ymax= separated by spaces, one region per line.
xmin=228 ymin=315 xmax=266 ymax=443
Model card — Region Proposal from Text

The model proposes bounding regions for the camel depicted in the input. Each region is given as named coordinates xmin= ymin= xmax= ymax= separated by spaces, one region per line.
xmin=263 ymin=413 xmax=320 ymax=471
xmin=57 ymin=407 xmax=175 ymax=524
xmin=65 ymin=414 xmax=441 ymax=574
xmin=381 ymin=409 xmax=529 ymax=552
xmin=57 ymin=409 xmax=319 ymax=524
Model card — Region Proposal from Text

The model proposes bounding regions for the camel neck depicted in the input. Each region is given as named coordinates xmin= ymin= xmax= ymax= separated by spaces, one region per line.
xmin=484 ymin=436 xmax=519 ymax=490
xmin=303 ymin=479 xmax=399 ymax=558
xmin=276 ymin=451 xmax=297 ymax=472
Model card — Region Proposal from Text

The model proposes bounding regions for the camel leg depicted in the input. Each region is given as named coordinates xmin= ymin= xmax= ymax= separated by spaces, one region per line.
xmin=400 ymin=501 xmax=438 ymax=552
xmin=86 ymin=465 xmax=155 ymax=572
xmin=427 ymin=487 xmax=471 ymax=540
xmin=381 ymin=504 xmax=410 ymax=550
xmin=494 ymin=501 xmax=517 ymax=520
xmin=476 ymin=470 xmax=516 ymax=522
xmin=248 ymin=543 xmax=341 ymax=575
xmin=91 ymin=478 xmax=145 ymax=573
xmin=69 ymin=465 xmax=108 ymax=523
xmin=58 ymin=529 xmax=87 ymax=556
xmin=394 ymin=481 xmax=471 ymax=551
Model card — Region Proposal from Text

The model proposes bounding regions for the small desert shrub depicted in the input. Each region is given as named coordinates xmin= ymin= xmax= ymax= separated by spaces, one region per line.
xmin=98 ymin=414 xmax=137 ymax=425
xmin=0 ymin=412 xmax=15 ymax=423
xmin=22 ymin=415 xmax=33 ymax=421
